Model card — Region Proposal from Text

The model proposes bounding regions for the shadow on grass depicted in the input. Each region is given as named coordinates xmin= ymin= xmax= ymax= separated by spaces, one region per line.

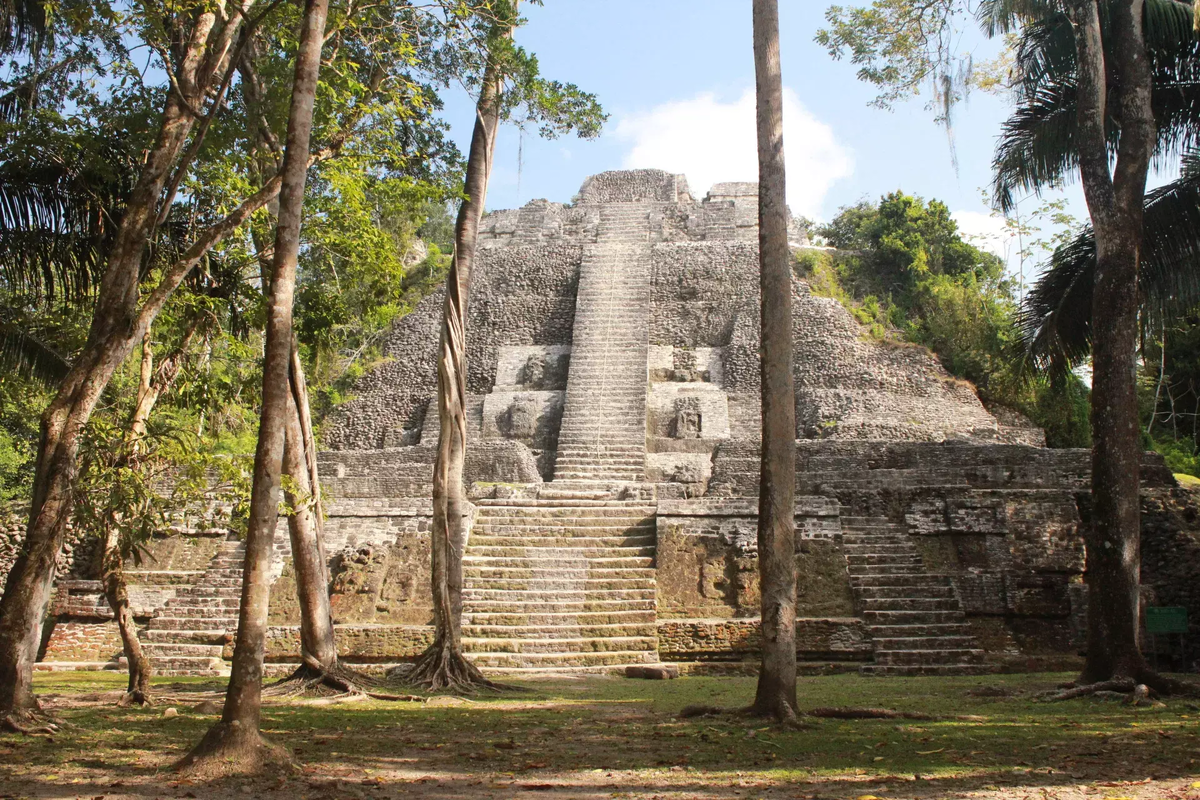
xmin=1 ymin=671 xmax=1196 ymax=798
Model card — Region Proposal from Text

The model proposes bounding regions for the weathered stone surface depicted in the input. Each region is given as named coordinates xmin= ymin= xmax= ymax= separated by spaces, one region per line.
xmin=15 ymin=170 xmax=1200 ymax=675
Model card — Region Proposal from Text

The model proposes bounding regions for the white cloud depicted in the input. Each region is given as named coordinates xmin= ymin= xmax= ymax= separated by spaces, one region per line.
xmin=614 ymin=89 xmax=853 ymax=219
xmin=951 ymin=210 xmax=1017 ymax=262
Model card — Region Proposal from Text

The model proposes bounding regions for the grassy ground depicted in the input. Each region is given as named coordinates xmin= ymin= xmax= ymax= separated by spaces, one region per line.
xmin=1 ymin=671 xmax=1198 ymax=799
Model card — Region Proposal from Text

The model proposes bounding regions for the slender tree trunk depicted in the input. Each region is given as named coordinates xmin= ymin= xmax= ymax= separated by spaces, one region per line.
xmin=751 ymin=0 xmax=798 ymax=721
xmin=99 ymin=323 xmax=203 ymax=707
xmin=102 ymin=524 xmax=152 ymax=707
xmin=0 ymin=8 xmax=255 ymax=725
xmin=1068 ymin=0 xmax=1168 ymax=689
xmin=281 ymin=343 xmax=338 ymax=675
xmin=178 ymin=0 xmax=329 ymax=774
xmin=404 ymin=23 xmax=507 ymax=692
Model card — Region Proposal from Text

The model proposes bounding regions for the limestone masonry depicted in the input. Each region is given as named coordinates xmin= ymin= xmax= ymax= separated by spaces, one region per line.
xmin=21 ymin=170 xmax=1200 ymax=676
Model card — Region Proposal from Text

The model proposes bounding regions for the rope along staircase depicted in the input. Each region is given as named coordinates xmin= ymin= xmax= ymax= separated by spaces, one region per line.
xmin=841 ymin=516 xmax=987 ymax=675
xmin=461 ymin=497 xmax=659 ymax=672
xmin=140 ymin=538 xmax=244 ymax=676
xmin=553 ymin=203 xmax=653 ymax=483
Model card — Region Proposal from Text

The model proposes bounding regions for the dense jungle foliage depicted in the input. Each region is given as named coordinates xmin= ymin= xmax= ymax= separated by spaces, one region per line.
xmin=799 ymin=191 xmax=1200 ymax=476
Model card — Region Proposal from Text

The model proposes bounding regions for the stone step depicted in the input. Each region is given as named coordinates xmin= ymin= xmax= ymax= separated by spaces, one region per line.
xmin=153 ymin=606 xmax=241 ymax=620
xmin=466 ymin=545 xmax=655 ymax=559
xmin=463 ymin=599 xmax=656 ymax=613
xmin=477 ymin=508 xmax=655 ymax=519
xmin=461 ymin=636 xmax=657 ymax=654
xmin=871 ymin=635 xmax=979 ymax=651
xmin=864 ymin=610 xmax=965 ymax=625
xmin=845 ymin=554 xmax=923 ymax=567
xmin=860 ymin=663 xmax=994 ymax=676
xmin=465 ymin=577 xmax=656 ymax=591
xmin=474 ymin=522 xmax=654 ymax=534
xmin=168 ymin=597 xmax=242 ymax=608
xmin=849 ymin=574 xmax=953 ymax=588
xmin=856 ymin=585 xmax=956 ymax=600
xmin=143 ymin=642 xmax=225 ymax=658
xmin=463 ymin=622 xmax=657 ymax=638
xmin=463 ymin=610 xmax=655 ymax=626
xmin=557 ymin=471 xmax=644 ymax=482
xmin=866 ymin=622 xmax=973 ymax=637
xmin=874 ymin=648 xmax=984 ymax=666
xmin=850 ymin=564 xmax=931 ymax=576
xmin=146 ymin=617 xmax=238 ymax=631
xmin=862 ymin=597 xmax=959 ymax=612
xmin=142 ymin=629 xmax=227 ymax=644
xmin=464 ymin=650 xmax=658 ymax=669
xmin=462 ymin=588 xmax=655 ymax=602
xmin=464 ymin=565 xmax=656 ymax=578
xmin=146 ymin=655 xmax=226 ymax=671
xmin=474 ymin=498 xmax=652 ymax=508
xmin=841 ymin=543 xmax=916 ymax=553
xmin=171 ymin=587 xmax=242 ymax=599
xmin=463 ymin=555 xmax=654 ymax=569
xmin=470 ymin=535 xmax=655 ymax=548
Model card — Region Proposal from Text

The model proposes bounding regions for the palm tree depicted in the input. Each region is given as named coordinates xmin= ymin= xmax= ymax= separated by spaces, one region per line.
xmin=985 ymin=0 xmax=1196 ymax=690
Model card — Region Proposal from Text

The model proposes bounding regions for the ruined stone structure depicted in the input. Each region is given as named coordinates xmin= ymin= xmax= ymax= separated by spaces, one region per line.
xmin=22 ymin=170 xmax=1200 ymax=676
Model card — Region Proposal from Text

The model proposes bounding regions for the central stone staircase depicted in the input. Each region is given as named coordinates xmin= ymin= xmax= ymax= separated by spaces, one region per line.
xmin=553 ymin=203 xmax=653 ymax=483
xmin=841 ymin=516 xmax=987 ymax=675
xmin=140 ymin=538 xmax=244 ymax=676
xmin=461 ymin=496 xmax=660 ymax=672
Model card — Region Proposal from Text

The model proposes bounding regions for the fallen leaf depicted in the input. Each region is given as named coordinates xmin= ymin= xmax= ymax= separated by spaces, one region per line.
xmin=916 ymin=748 xmax=945 ymax=755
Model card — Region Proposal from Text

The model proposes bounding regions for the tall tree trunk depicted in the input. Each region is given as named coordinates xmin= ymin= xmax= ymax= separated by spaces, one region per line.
xmin=178 ymin=0 xmax=329 ymax=775
xmin=0 ymin=8 xmax=254 ymax=726
xmin=102 ymin=524 xmax=152 ymax=707
xmin=1068 ymin=0 xmax=1166 ymax=688
xmin=751 ymin=0 xmax=798 ymax=722
xmin=281 ymin=341 xmax=338 ymax=676
xmin=404 ymin=22 xmax=507 ymax=693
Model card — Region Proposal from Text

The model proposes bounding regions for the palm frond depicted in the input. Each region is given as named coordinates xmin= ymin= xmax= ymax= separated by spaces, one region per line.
xmin=0 ymin=142 xmax=134 ymax=303
xmin=993 ymin=36 xmax=1200 ymax=211
xmin=1022 ymin=165 xmax=1200 ymax=371
xmin=0 ymin=0 xmax=46 ymax=55
xmin=0 ymin=315 xmax=69 ymax=385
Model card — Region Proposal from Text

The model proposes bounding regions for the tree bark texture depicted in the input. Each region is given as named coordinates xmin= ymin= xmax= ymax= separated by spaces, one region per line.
xmin=407 ymin=26 xmax=506 ymax=691
xmin=751 ymin=0 xmax=798 ymax=721
xmin=282 ymin=354 xmax=337 ymax=673
xmin=0 ymin=6 xmax=256 ymax=720
xmin=179 ymin=0 xmax=329 ymax=773
xmin=102 ymin=525 xmax=152 ymax=706
xmin=1067 ymin=0 xmax=1161 ymax=686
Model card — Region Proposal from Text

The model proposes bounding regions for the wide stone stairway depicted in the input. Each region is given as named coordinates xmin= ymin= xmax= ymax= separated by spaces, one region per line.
xmin=552 ymin=203 xmax=653 ymax=483
xmin=841 ymin=516 xmax=987 ymax=675
xmin=140 ymin=538 xmax=244 ymax=676
xmin=461 ymin=497 xmax=660 ymax=672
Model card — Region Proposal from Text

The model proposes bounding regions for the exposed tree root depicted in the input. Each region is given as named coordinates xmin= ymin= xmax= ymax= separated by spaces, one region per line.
xmin=267 ymin=662 xmax=423 ymax=702
xmin=1039 ymin=675 xmax=1199 ymax=703
xmin=116 ymin=690 xmax=152 ymax=708
xmin=175 ymin=719 xmax=293 ymax=778
xmin=388 ymin=640 xmax=508 ymax=694
xmin=1 ymin=709 xmax=60 ymax=735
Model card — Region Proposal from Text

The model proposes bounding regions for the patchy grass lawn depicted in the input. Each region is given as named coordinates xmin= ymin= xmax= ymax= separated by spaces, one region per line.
xmin=1 ymin=671 xmax=1198 ymax=799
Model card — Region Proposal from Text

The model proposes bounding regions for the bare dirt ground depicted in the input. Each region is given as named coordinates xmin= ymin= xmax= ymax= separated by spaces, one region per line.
xmin=1 ymin=671 xmax=1197 ymax=799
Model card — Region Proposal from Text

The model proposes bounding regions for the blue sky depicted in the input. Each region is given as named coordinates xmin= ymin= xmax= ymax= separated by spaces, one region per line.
xmin=435 ymin=0 xmax=1089 ymax=271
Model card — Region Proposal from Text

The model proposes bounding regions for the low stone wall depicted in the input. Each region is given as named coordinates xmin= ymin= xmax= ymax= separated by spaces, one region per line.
xmin=657 ymin=618 xmax=871 ymax=662
xmin=262 ymin=624 xmax=435 ymax=663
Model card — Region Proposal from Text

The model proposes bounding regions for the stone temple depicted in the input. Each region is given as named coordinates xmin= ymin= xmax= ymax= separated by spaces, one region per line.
xmin=24 ymin=169 xmax=1200 ymax=676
